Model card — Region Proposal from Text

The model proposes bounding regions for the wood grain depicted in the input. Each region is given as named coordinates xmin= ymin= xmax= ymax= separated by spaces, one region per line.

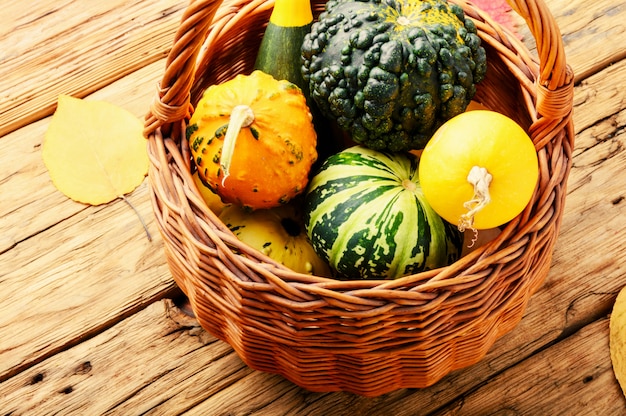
xmin=552 ymin=0 xmax=626 ymax=82
xmin=0 ymin=177 xmax=174 ymax=382
xmin=515 ymin=0 xmax=626 ymax=82
xmin=0 ymin=0 xmax=185 ymax=138
xmin=1 ymin=0 xmax=626 ymax=413
xmin=0 ymin=58 xmax=176 ymax=383
xmin=433 ymin=319 xmax=626 ymax=415
xmin=0 ymin=301 xmax=245 ymax=414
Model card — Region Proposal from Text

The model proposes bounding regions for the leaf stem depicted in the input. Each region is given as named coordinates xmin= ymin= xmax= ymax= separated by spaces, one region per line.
xmin=121 ymin=194 xmax=152 ymax=241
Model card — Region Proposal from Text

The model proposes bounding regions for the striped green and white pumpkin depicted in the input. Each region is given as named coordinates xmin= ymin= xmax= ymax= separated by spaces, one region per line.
xmin=304 ymin=146 xmax=463 ymax=280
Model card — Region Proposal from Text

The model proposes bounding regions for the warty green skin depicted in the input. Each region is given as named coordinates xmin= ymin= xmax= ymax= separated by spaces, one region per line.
xmin=304 ymin=146 xmax=463 ymax=280
xmin=301 ymin=0 xmax=487 ymax=152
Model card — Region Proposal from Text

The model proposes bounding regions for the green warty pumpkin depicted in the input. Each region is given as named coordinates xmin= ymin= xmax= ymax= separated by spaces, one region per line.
xmin=301 ymin=0 xmax=487 ymax=152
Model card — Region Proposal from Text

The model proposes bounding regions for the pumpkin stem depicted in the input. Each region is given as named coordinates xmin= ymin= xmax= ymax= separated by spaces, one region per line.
xmin=220 ymin=104 xmax=255 ymax=185
xmin=459 ymin=166 xmax=492 ymax=233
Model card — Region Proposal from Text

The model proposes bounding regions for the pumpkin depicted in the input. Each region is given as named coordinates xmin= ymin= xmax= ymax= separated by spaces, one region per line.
xmin=304 ymin=145 xmax=463 ymax=280
xmin=301 ymin=0 xmax=487 ymax=152
xmin=188 ymin=70 xmax=318 ymax=210
xmin=219 ymin=203 xmax=333 ymax=277
xmin=418 ymin=110 xmax=539 ymax=230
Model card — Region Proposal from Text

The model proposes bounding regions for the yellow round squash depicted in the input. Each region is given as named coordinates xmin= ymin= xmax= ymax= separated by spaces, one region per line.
xmin=419 ymin=110 xmax=539 ymax=230
xmin=219 ymin=203 xmax=332 ymax=277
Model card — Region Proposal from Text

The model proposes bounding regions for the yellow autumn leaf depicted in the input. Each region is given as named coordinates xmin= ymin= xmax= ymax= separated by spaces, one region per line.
xmin=42 ymin=95 xmax=149 ymax=205
xmin=611 ymin=285 xmax=626 ymax=398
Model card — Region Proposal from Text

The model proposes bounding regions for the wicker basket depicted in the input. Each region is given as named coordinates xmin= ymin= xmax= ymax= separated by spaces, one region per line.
xmin=144 ymin=0 xmax=574 ymax=397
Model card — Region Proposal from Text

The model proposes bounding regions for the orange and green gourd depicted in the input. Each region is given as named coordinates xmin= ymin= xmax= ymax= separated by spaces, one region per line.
xmin=188 ymin=70 xmax=318 ymax=210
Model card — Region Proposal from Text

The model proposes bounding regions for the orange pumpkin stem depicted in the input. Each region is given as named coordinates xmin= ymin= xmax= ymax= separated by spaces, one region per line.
xmin=220 ymin=104 xmax=255 ymax=185
xmin=459 ymin=166 xmax=492 ymax=233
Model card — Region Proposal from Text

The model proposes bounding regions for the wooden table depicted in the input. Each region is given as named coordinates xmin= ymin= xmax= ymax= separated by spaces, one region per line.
xmin=1 ymin=0 xmax=625 ymax=414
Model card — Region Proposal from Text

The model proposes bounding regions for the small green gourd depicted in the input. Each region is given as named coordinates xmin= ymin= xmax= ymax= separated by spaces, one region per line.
xmin=254 ymin=0 xmax=314 ymax=94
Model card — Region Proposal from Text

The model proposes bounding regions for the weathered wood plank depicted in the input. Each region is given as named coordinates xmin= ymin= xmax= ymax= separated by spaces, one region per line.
xmin=0 ymin=176 xmax=174 ymax=382
xmin=552 ymin=0 xmax=626 ymax=82
xmin=0 ymin=0 xmax=185 ymax=137
xmin=1 ymin=299 xmax=622 ymax=415
xmin=433 ymin=318 xmax=626 ymax=415
xmin=1 ymin=304 xmax=622 ymax=415
xmin=515 ymin=0 xmax=626 ymax=83
xmin=0 ymin=301 xmax=248 ymax=415
xmin=0 ymin=61 xmax=178 ymax=380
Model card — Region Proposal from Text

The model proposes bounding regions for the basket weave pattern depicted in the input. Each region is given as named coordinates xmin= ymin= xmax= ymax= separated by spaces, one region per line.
xmin=144 ymin=0 xmax=574 ymax=396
